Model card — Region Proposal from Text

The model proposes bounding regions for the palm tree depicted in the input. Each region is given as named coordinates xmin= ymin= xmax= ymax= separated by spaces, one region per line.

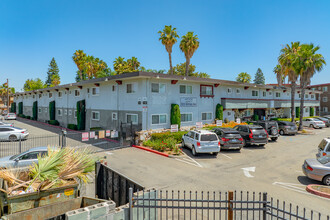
xmin=278 ymin=42 xmax=301 ymax=122
xmin=158 ymin=25 xmax=179 ymax=75
xmin=180 ymin=32 xmax=200 ymax=76
xmin=296 ymin=43 xmax=326 ymax=130
xmin=113 ymin=56 xmax=126 ymax=74
xmin=236 ymin=72 xmax=251 ymax=83
xmin=127 ymin=57 xmax=140 ymax=71
xmin=72 ymin=50 xmax=87 ymax=80
xmin=273 ymin=64 xmax=283 ymax=86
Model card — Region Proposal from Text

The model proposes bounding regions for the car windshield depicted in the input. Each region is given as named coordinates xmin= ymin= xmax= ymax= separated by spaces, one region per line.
xmin=201 ymin=134 xmax=218 ymax=141
xmin=318 ymin=139 xmax=328 ymax=150
xmin=317 ymin=156 xmax=330 ymax=165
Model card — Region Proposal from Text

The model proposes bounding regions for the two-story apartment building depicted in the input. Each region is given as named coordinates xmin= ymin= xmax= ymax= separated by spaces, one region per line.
xmin=13 ymin=72 xmax=321 ymax=131
xmin=309 ymin=83 xmax=330 ymax=116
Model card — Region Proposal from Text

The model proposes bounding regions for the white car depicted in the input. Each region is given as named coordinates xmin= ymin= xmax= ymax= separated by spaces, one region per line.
xmin=182 ymin=130 xmax=220 ymax=156
xmin=302 ymin=118 xmax=326 ymax=129
xmin=4 ymin=113 xmax=16 ymax=120
xmin=317 ymin=138 xmax=330 ymax=158
xmin=0 ymin=126 xmax=29 ymax=141
xmin=0 ymin=121 xmax=13 ymax=127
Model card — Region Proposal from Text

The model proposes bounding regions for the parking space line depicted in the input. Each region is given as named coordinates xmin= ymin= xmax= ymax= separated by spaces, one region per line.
xmin=175 ymin=158 xmax=203 ymax=168
xmin=220 ymin=153 xmax=232 ymax=159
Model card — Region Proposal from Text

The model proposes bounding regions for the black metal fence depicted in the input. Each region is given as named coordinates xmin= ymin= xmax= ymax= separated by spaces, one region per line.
xmin=128 ymin=189 xmax=329 ymax=220
xmin=96 ymin=162 xmax=144 ymax=207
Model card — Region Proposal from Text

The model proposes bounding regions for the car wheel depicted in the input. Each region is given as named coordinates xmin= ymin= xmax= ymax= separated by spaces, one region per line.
xmin=271 ymin=137 xmax=278 ymax=141
xmin=192 ymin=146 xmax=197 ymax=156
xmin=242 ymin=139 xmax=246 ymax=147
xmin=309 ymin=124 xmax=313 ymax=128
xmin=279 ymin=130 xmax=284 ymax=135
xmin=323 ymin=175 xmax=330 ymax=186
xmin=213 ymin=152 xmax=218 ymax=156
xmin=9 ymin=135 xmax=17 ymax=142
xmin=259 ymin=144 xmax=265 ymax=147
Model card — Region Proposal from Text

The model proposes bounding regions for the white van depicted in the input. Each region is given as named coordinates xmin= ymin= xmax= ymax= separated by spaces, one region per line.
xmin=182 ymin=130 xmax=220 ymax=156
xmin=316 ymin=138 xmax=330 ymax=158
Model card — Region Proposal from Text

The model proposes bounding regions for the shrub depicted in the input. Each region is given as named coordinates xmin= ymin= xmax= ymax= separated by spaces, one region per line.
xmin=33 ymin=101 xmax=38 ymax=120
xmin=310 ymin=107 xmax=314 ymax=117
xmin=18 ymin=102 xmax=23 ymax=115
xmin=253 ymin=115 xmax=259 ymax=121
xmin=143 ymin=137 xmax=178 ymax=152
xmin=215 ymin=104 xmax=223 ymax=120
xmin=49 ymin=101 xmax=56 ymax=121
xmin=26 ymin=116 xmax=31 ymax=119
xmin=150 ymin=131 xmax=187 ymax=143
xmin=224 ymin=118 xmax=229 ymax=123
xmin=68 ymin=124 xmax=78 ymax=130
xmin=77 ymin=100 xmax=86 ymax=130
xmin=296 ymin=107 xmax=300 ymax=118
xmin=10 ymin=102 xmax=16 ymax=113
xmin=90 ymin=127 xmax=103 ymax=131
xmin=170 ymin=104 xmax=181 ymax=128
xmin=49 ymin=120 xmax=59 ymax=126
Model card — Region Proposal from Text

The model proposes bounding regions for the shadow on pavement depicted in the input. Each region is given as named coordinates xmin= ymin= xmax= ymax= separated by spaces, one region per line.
xmin=297 ymin=175 xmax=320 ymax=185
xmin=181 ymin=147 xmax=218 ymax=159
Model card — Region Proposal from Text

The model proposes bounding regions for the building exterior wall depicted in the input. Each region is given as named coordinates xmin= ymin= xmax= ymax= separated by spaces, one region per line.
xmin=310 ymin=84 xmax=330 ymax=116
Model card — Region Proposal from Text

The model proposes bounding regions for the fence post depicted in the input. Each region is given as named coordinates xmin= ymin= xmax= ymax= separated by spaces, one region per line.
xmin=19 ymin=137 xmax=22 ymax=154
xmin=263 ymin=192 xmax=267 ymax=220
xmin=61 ymin=129 xmax=67 ymax=148
xmin=129 ymin=187 xmax=133 ymax=220
xmin=228 ymin=191 xmax=233 ymax=220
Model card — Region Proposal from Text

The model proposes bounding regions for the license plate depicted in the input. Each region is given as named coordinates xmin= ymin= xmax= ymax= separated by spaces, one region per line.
xmin=259 ymin=135 xmax=263 ymax=138
xmin=231 ymin=139 xmax=238 ymax=142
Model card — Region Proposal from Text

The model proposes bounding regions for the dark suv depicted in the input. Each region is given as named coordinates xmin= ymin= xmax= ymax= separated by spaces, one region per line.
xmin=212 ymin=128 xmax=244 ymax=150
xmin=251 ymin=121 xmax=279 ymax=141
xmin=233 ymin=125 xmax=268 ymax=147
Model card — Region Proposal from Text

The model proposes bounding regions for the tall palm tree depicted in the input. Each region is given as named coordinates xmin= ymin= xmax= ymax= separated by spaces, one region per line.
xmin=236 ymin=72 xmax=251 ymax=83
xmin=180 ymin=32 xmax=200 ymax=76
xmin=127 ymin=57 xmax=140 ymax=71
xmin=296 ymin=43 xmax=326 ymax=130
xmin=113 ymin=56 xmax=126 ymax=74
xmin=158 ymin=25 xmax=179 ymax=75
xmin=72 ymin=50 xmax=87 ymax=80
xmin=273 ymin=64 xmax=284 ymax=86
xmin=278 ymin=42 xmax=301 ymax=122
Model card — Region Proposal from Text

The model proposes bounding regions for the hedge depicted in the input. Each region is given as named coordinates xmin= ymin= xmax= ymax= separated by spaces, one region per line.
xmin=253 ymin=115 xmax=259 ymax=121
xmin=49 ymin=120 xmax=59 ymax=125
xmin=10 ymin=102 xmax=16 ymax=113
xmin=49 ymin=101 xmax=56 ymax=121
xmin=296 ymin=107 xmax=300 ymax=118
xmin=18 ymin=114 xmax=25 ymax=118
xmin=215 ymin=104 xmax=223 ymax=120
xmin=68 ymin=124 xmax=78 ymax=130
xmin=26 ymin=116 xmax=31 ymax=119
xmin=18 ymin=102 xmax=23 ymax=115
xmin=33 ymin=101 xmax=38 ymax=120
xmin=90 ymin=127 xmax=103 ymax=131
xmin=150 ymin=131 xmax=188 ymax=143
xmin=170 ymin=104 xmax=181 ymax=128
xmin=310 ymin=107 xmax=314 ymax=117
xmin=77 ymin=100 xmax=86 ymax=130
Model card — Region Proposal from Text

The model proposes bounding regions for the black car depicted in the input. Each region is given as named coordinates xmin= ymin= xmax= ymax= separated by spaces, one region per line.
xmin=251 ymin=121 xmax=279 ymax=141
xmin=212 ymin=128 xmax=244 ymax=150
xmin=277 ymin=121 xmax=297 ymax=135
xmin=233 ymin=125 xmax=268 ymax=147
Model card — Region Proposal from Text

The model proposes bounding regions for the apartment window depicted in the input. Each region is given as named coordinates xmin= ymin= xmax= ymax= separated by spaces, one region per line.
xmin=38 ymin=108 xmax=41 ymax=113
xmin=298 ymin=94 xmax=301 ymax=98
xmin=74 ymin=110 xmax=77 ymax=118
xmin=252 ymin=90 xmax=258 ymax=97
xmin=151 ymin=83 xmax=166 ymax=93
xmin=92 ymin=111 xmax=100 ymax=120
xmin=64 ymin=109 xmax=67 ymax=115
xmin=127 ymin=114 xmax=138 ymax=124
xmin=112 ymin=112 xmax=118 ymax=120
xmin=92 ymin=87 xmax=100 ymax=95
xmin=312 ymin=88 xmax=315 ymax=91
xmin=33 ymin=95 xmax=35 ymax=98
xmin=200 ymin=85 xmax=213 ymax=97
xmin=245 ymin=110 xmax=251 ymax=116
xmin=181 ymin=113 xmax=193 ymax=122
xmin=58 ymin=91 xmax=62 ymax=98
xmin=87 ymin=88 xmax=90 ymax=94
xmin=305 ymin=108 xmax=308 ymax=113
xmin=74 ymin=89 xmax=80 ymax=97
xmin=202 ymin=112 xmax=212 ymax=121
xmin=275 ymin=92 xmax=281 ymax=98
xmin=180 ymin=85 xmax=192 ymax=94
xmin=69 ymin=110 xmax=72 ymax=116
xmin=57 ymin=109 xmax=62 ymax=116
xmin=323 ymin=97 xmax=328 ymax=102
xmin=263 ymin=91 xmax=266 ymax=97
xmin=126 ymin=83 xmax=136 ymax=93
xmin=305 ymin=94 xmax=308 ymax=99
xmin=49 ymin=93 xmax=53 ymax=98
xmin=323 ymin=86 xmax=328 ymax=92
xmin=227 ymin=111 xmax=232 ymax=116
xmin=152 ymin=114 xmax=167 ymax=124
xmin=112 ymin=85 xmax=116 ymax=91
xmin=269 ymin=92 xmax=272 ymax=95
xmin=38 ymin=94 xmax=42 ymax=98
xmin=44 ymin=108 xmax=47 ymax=113
xmin=323 ymin=107 xmax=328 ymax=112
xmin=227 ymin=88 xmax=232 ymax=94
xmin=311 ymin=95 xmax=315 ymax=99
xmin=236 ymin=89 xmax=240 ymax=94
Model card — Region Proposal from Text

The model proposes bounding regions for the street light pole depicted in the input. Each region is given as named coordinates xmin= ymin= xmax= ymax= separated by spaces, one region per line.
xmin=6 ymin=79 xmax=9 ymax=113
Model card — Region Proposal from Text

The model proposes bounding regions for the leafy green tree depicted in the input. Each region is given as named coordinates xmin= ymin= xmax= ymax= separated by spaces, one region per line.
xmin=170 ymin=63 xmax=210 ymax=78
xmin=253 ymin=68 xmax=265 ymax=84
xmin=180 ymin=32 xmax=200 ymax=76
xmin=171 ymin=104 xmax=181 ymax=128
xmin=139 ymin=67 xmax=166 ymax=73
xmin=72 ymin=50 xmax=87 ymax=81
xmin=158 ymin=25 xmax=179 ymax=75
xmin=236 ymin=72 xmax=251 ymax=83
xmin=46 ymin=58 xmax=60 ymax=87
xmin=23 ymin=78 xmax=46 ymax=91
xmin=0 ymin=83 xmax=15 ymax=109
xmin=113 ymin=56 xmax=141 ymax=74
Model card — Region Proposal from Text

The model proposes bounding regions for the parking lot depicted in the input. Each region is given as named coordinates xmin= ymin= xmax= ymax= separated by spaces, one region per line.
xmin=97 ymin=127 xmax=330 ymax=215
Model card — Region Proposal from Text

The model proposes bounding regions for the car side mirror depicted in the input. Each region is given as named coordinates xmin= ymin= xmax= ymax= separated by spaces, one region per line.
xmin=14 ymin=158 xmax=19 ymax=162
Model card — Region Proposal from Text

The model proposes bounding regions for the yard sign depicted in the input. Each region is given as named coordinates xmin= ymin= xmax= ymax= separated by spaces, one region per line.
xmin=236 ymin=118 xmax=241 ymax=124
xmin=196 ymin=122 xmax=203 ymax=129
xmin=90 ymin=131 xmax=95 ymax=139
xmin=106 ymin=130 xmax=111 ymax=137
xmin=82 ymin=132 xmax=89 ymax=141
xmin=171 ymin=124 xmax=178 ymax=132
xmin=216 ymin=120 xmax=223 ymax=127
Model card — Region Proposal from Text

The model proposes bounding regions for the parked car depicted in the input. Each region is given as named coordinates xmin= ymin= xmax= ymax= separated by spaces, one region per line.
xmin=277 ymin=121 xmax=298 ymax=135
xmin=0 ymin=147 xmax=48 ymax=168
xmin=316 ymin=138 xmax=330 ymax=158
xmin=0 ymin=126 xmax=29 ymax=141
xmin=314 ymin=117 xmax=330 ymax=127
xmin=233 ymin=125 xmax=268 ymax=146
xmin=0 ymin=121 xmax=13 ymax=127
xmin=302 ymin=156 xmax=330 ymax=186
xmin=4 ymin=113 xmax=16 ymax=120
xmin=182 ymin=130 xmax=220 ymax=156
xmin=302 ymin=118 xmax=326 ymax=129
xmin=212 ymin=128 xmax=243 ymax=150
xmin=251 ymin=121 xmax=279 ymax=141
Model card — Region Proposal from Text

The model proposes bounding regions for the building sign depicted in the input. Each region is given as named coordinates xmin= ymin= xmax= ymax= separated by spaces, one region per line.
xmin=111 ymin=130 xmax=118 ymax=138
xmin=171 ymin=124 xmax=178 ymax=132
xmin=90 ymin=131 xmax=95 ymax=139
xmin=216 ymin=120 xmax=222 ymax=127
xmin=99 ymin=130 xmax=105 ymax=139
xmin=180 ymin=97 xmax=197 ymax=107
xmin=236 ymin=118 xmax=241 ymax=124
xmin=106 ymin=130 xmax=111 ymax=137
xmin=82 ymin=132 xmax=89 ymax=141
xmin=196 ymin=122 xmax=203 ymax=129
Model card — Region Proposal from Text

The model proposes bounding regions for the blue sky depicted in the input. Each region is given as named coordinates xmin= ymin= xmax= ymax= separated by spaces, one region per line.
xmin=1 ymin=0 xmax=330 ymax=91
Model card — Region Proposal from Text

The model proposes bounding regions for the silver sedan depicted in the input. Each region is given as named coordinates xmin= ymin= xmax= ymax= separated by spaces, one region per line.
xmin=0 ymin=126 xmax=29 ymax=141
xmin=302 ymin=156 xmax=330 ymax=185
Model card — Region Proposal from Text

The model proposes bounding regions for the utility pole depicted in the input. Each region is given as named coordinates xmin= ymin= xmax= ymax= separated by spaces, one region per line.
xmin=6 ymin=79 xmax=9 ymax=113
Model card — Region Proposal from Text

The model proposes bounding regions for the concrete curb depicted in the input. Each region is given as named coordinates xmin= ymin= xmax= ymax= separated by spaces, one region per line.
xmin=306 ymin=184 xmax=330 ymax=199
xmin=132 ymin=145 xmax=169 ymax=157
